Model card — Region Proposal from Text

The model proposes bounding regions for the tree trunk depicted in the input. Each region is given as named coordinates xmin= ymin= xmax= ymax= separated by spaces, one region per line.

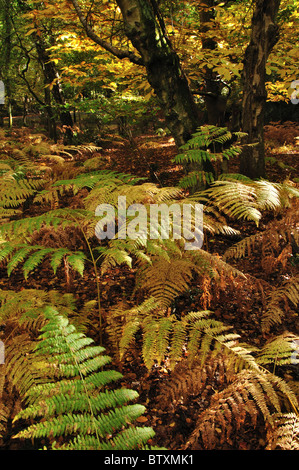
xmin=34 ymin=35 xmax=74 ymax=143
xmin=3 ymin=0 xmax=13 ymax=128
xmin=240 ymin=0 xmax=281 ymax=179
xmin=116 ymin=0 xmax=201 ymax=148
xmin=44 ymin=87 xmax=58 ymax=143
xmin=199 ymin=0 xmax=227 ymax=126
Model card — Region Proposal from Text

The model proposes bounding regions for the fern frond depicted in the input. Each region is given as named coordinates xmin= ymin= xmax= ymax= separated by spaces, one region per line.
xmin=266 ymin=413 xmax=299 ymax=450
xmin=257 ymin=333 xmax=299 ymax=368
xmin=0 ymin=242 xmax=87 ymax=280
xmin=185 ymin=368 xmax=298 ymax=450
xmin=53 ymin=169 xmax=143 ymax=194
xmin=0 ymin=288 xmax=76 ymax=325
xmin=84 ymin=181 xmax=182 ymax=212
xmin=178 ymin=171 xmax=214 ymax=191
xmin=4 ymin=334 xmax=47 ymax=398
xmin=261 ymin=276 xmax=299 ymax=332
xmin=173 ymin=125 xmax=243 ymax=190
xmin=223 ymin=204 xmax=299 ymax=278
xmin=195 ymin=180 xmax=261 ymax=224
xmin=0 ymin=178 xmax=45 ymax=209
xmin=195 ymin=179 xmax=299 ymax=227
xmin=141 ymin=258 xmax=194 ymax=308
xmin=107 ymin=297 xmax=159 ymax=360
xmin=13 ymin=307 xmax=156 ymax=450
xmin=0 ymin=208 xmax=95 ymax=243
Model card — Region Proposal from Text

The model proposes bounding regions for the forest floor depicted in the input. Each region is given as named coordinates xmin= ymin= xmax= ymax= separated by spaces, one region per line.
xmin=1 ymin=121 xmax=299 ymax=451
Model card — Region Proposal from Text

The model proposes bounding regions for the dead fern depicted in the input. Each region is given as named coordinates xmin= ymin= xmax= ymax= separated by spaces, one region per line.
xmin=183 ymin=368 xmax=292 ymax=450
xmin=156 ymin=343 xmax=299 ymax=450
xmin=261 ymin=276 xmax=299 ymax=333
xmin=223 ymin=202 xmax=299 ymax=275
xmin=266 ymin=413 xmax=299 ymax=450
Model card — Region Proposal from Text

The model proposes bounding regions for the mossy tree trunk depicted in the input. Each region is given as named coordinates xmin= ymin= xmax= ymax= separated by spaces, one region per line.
xmin=240 ymin=0 xmax=281 ymax=179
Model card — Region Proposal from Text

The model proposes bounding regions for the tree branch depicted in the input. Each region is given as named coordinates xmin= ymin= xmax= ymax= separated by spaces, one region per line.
xmin=70 ymin=0 xmax=144 ymax=66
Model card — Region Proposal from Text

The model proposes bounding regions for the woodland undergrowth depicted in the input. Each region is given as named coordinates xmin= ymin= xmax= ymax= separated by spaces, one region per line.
xmin=0 ymin=125 xmax=299 ymax=450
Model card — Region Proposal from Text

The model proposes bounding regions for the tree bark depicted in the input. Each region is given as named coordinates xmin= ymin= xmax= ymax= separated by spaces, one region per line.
xmin=2 ymin=0 xmax=13 ymax=128
xmin=76 ymin=0 xmax=200 ymax=149
xmin=116 ymin=0 xmax=202 ymax=148
xmin=199 ymin=0 xmax=227 ymax=127
xmin=34 ymin=35 xmax=74 ymax=143
xmin=240 ymin=0 xmax=281 ymax=179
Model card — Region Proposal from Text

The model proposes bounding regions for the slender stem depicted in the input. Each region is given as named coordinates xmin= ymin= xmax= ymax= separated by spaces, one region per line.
xmin=84 ymin=234 xmax=103 ymax=346
xmin=68 ymin=215 xmax=103 ymax=345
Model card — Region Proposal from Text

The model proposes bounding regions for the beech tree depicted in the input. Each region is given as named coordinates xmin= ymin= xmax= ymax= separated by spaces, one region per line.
xmin=71 ymin=0 xmax=201 ymax=149
xmin=0 ymin=0 xmax=13 ymax=127
xmin=70 ymin=0 xmax=284 ymax=178
xmin=240 ymin=0 xmax=281 ymax=179
xmin=2 ymin=0 xmax=297 ymax=178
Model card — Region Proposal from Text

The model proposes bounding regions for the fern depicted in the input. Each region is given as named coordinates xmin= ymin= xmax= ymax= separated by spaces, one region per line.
xmin=107 ymin=303 xmax=260 ymax=371
xmin=0 ymin=177 xmax=44 ymax=209
xmin=173 ymin=125 xmax=244 ymax=191
xmin=156 ymin=345 xmax=299 ymax=450
xmin=0 ymin=242 xmax=87 ymax=280
xmin=0 ymin=289 xmax=76 ymax=324
xmin=266 ymin=413 xmax=299 ymax=450
xmin=13 ymin=307 xmax=157 ymax=450
xmin=53 ymin=169 xmax=143 ymax=194
xmin=0 ymin=208 xmax=96 ymax=243
xmin=256 ymin=333 xmax=299 ymax=368
xmin=223 ymin=204 xmax=299 ymax=276
xmin=0 ymin=288 xmax=99 ymax=406
xmin=261 ymin=276 xmax=299 ymax=333
xmin=184 ymin=368 xmax=297 ymax=450
xmin=84 ymin=181 xmax=182 ymax=212
xmin=194 ymin=178 xmax=299 ymax=227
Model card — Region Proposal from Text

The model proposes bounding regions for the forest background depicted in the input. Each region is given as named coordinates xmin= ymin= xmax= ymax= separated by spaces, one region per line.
xmin=0 ymin=0 xmax=299 ymax=452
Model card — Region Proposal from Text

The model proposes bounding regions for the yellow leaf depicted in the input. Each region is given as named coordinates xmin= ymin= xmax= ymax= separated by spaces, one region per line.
xmin=25 ymin=28 xmax=37 ymax=36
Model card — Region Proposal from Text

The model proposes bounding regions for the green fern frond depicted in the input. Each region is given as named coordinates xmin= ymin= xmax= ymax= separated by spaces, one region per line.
xmin=0 ymin=178 xmax=45 ymax=209
xmin=53 ymin=169 xmax=143 ymax=194
xmin=173 ymin=125 xmax=243 ymax=190
xmin=0 ymin=208 xmax=95 ymax=243
xmin=13 ymin=307 xmax=156 ymax=450
xmin=178 ymin=171 xmax=214 ymax=191
xmin=219 ymin=173 xmax=253 ymax=182
xmin=0 ymin=242 xmax=87 ymax=280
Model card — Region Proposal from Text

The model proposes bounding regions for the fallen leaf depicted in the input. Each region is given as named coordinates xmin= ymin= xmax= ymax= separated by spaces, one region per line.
xmin=136 ymin=415 xmax=148 ymax=423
